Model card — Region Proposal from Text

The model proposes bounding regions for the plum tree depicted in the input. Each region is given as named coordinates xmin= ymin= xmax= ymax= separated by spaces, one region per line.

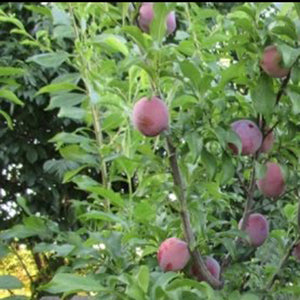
xmin=229 ymin=120 xmax=263 ymax=155
xmin=257 ymin=162 xmax=286 ymax=198
xmin=138 ymin=2 xmax=176 ymax=34
xmin=191 ymin=257 xmax=220 ymax=281
xmin=260 ymin=45 xmax=290 ymax=78
xmin=261 ymin=128 xmax=274 ymax=153
xmin=292 ymin=243 xmax=300 ymax=261
xmin=132 ymin=96 xmax=169 ymax=137
xmin=239 ymin=213 xmax=269 ymax=247
xmin=157 ymin=237 xmax=190 ymax=272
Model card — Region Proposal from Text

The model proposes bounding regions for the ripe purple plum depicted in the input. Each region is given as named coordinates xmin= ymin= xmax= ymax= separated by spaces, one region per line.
xmin=157 ymin=237 xmax=190 ymax=272
xmin=239 ymin=213 xmax=269 ymax=247
xmin=260 ymin=45 xmax=290 ymax=78
xmin=261 ymin=128 xmax=274 ymax=153
xmin=257 ymin=162 xmax=286 ymax=198
xmin=229 ymin=120 xmax=263 ymax=155
xmin=138 ymin=2 xmax=176 ymax=34
xmin=191 ymin=256 xmax=220 ymax=281
xmin=292 ymin=243 xmax=300 ymax=261
xmin=132 ymin=96 xmax=169 ymax=137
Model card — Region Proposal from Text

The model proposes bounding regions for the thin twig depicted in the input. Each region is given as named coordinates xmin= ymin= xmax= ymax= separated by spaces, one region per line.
xmin=166 ymin=134 xmax=223 ymax=289
xmin=263 ymin=238 xmax=299 ymax=293
xmin=275 ymin=72 xmax=291 ymax=105
xmin=10 ymin=245 xmax=34 ymax=285
xmin=69 ymin=4 xmax=109 ymax=190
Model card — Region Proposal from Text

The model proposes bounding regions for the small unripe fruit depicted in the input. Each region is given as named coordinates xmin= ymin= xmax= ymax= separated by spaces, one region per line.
xmin=229 ymin=120 xmax=263 ymax=155
xmin=261 ymin=128 xmax=274 ymax=153
xmin=157 ymin=237 xmax=190 ymax=272
xmin=257 ymin=162 xmax=286 ymax=198
xmin=239 ymin=213 xmax=269 ymax=247
xmin=138 ymin=2 xmax=176 ymax=34
xmin=260 ymin=45 xmax=290 ymax=78
xmin=132 ymin=96 xmax=169 ymax=137
xmin=191 ymin=257 xmax=220 ymax=281
xmin=292 ymin=243 xmax=300 ymax=261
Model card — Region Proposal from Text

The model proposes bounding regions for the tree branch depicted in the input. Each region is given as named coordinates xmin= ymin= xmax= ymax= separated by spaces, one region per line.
xmin=263 ymin=238 xmax=298 ymax=293
xmin=166 ymin=134 xmax=223 ymax=289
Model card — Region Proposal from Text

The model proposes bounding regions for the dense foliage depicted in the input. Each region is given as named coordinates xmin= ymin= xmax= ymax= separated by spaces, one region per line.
xmin=1 ymin=2 xmax=300 ymax=300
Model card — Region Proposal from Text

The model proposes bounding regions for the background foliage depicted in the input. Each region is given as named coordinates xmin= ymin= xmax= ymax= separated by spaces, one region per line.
xmin=0 ymin=2 xmax=300 ymax=299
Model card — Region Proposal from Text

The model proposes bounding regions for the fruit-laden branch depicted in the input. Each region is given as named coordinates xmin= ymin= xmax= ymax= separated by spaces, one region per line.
xmin=222 ymin=71 xmax=292 ymax=270
xmin=166 ymin=135 xmax=223 ymax=289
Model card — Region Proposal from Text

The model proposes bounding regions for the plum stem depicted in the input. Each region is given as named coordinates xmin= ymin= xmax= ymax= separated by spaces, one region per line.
xmin=165 ymin=134 xmax=223 ymax=289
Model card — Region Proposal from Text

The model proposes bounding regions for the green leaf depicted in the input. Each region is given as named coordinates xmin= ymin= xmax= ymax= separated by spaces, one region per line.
xmin=45 ymin=93 xmax=86 ymax=110
xmin=58 ymin=107 xmax=86 ymax=120
xmin=0 ymin=16 xmax=25 ymax=30
xmin=1 ymin=296 xmax=28 ymax=300
xmin=0 ymin=89 xmax=24 ymax=106
xmin=220 ymin=62 xmax=246 ymax=88
xmin=25 ymin=5 xmax=52 ymax=16
xmin=136 ymin=266 xmax=149 ymax=294
xmin=16 ymin=196 xmax=32 ymax=216
xmin=201 ymin=148 xmax=217 ymax=180
xmin=115 ymin=156 xmax=140 ymax=178
xmin=255 ymin=162 xmax=267 ymax=180
xmin=0 ymin=243 xmax=9 ymax=258
xmin=26 ymin=148 xmax=38 ymax=164
xmin=251 ymin=74 xmax=275 ymax=116
xmin=52 ymin=5 xmax=71 ymax=26
xmin=0 ymin=110 xmax=13 ymax=129
xmin=171 ymin=95 xmax=198 ymax=109
xmin=0 ymin=216 xmax=51 ymax=240
xmin=287 ymin=86 xmax=300 ymax=114
xmin=150 ymin=3 xmax=174 ymax=43
xmin=219 ymin=155 xmax=235 ymax=185
xmin=40 ymin=273 xmax=106 ymax=294
xmin=0 ymin=67 xmax=25 ymax=77
xmin=79 ymin=211 xmax=127 ymax=227
xmin=72 ymin=175 xmax=124 ymax=207
xmin=179 ymin=60 xmax=202 ymax=92
xmin=277 ymin=44 xmax=300 ymax=68
xmin=166 ymin=278 xmax=215 ymax=295
xmin=295 ymin=3 xmax=300 ymax=19
xmin=60 ymin=145 xmax=95 ymax=165
xmin=27 ymin=52 xmax=69 ymax=68
xmin=94 ymin=34 xmax=129 ymax=57
xmin=151 ymin=272 xmax=180 ymax=299
xmin=34 ymin=243 xmax=75 ymax=257
xmin=134 ymin=201 xmax=156 ymax=223
xmin=122 ymin=26 xmax=151 ymax=51
xmin=36 ymin=83 xmax=81 ymax=95
xmin=0 ymin=275 xmax=23 ymax=290
xmin=63 ymin=165 xmax=90 ymax=183
xmin=283 ymin=203 xmax=297 ymax=222
xmin=102 ymin=113 xmax=125 ymax=131
xmin=241 ymin=294 xmax=260 ymax=300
